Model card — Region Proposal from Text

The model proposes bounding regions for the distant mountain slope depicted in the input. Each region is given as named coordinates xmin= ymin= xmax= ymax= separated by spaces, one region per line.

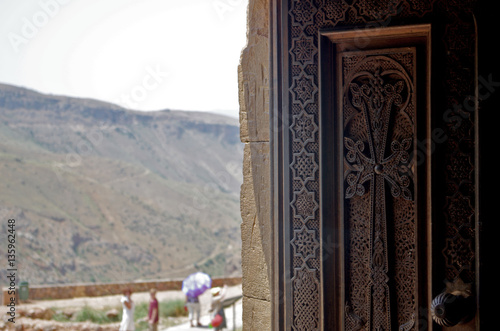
xmin=0 ymin=83 xmax=243 ymax=285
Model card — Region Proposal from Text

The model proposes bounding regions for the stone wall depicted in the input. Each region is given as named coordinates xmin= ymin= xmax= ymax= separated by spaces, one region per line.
xmin=238 ymin=0 xmax=272 ymax=330
xmin=1 ymin=277 xmax=241 ymax=305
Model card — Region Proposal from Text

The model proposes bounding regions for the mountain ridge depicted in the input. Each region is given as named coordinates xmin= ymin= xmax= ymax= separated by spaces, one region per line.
xmin=0 ymin=83 xmax=243 ymax=285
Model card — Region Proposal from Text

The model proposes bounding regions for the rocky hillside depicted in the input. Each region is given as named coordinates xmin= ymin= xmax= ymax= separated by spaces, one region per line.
xmin=0 ymin=83 xmax=243 ymax=285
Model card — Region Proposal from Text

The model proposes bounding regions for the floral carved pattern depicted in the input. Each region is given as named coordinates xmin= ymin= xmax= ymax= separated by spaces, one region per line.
xmin=291 ymin=150 xmax=318 ymax=182
xmin=292 ymin=226 xmax=320 ymax=261
xmin=291 ymin=35 xmax=317 ymax=65
xmin=291 ymin=112 xmax=317 ymax=143
xmin=292 ymin=74 xmax=317 ymax=106
xmin=292 ymin=267 xmax=320 ymax=331
xmin=292 ymin=188 xmax=318 ymax=223
xmin=290 ymin=0 xmax=317 ymax=26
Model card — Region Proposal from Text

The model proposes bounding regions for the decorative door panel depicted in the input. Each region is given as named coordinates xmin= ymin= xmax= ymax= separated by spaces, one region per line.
xmin=342 ymin=47 xmax=419 ymax=331
xmin=319 ymin=26 xmax=432 ymax=330
xmin=271 ymin=1 xmax=480 ymax=330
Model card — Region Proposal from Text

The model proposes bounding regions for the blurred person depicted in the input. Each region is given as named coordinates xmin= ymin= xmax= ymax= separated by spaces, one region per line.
xmin=185 ymin=292 xmax=202 ymax=327
xmin=119 ymin=288 xmax=135 ymax=331
xmin=148 ymin=288 xmax=159 ymax=331
xmin=210 ymin=285 xmax=227 ymax=331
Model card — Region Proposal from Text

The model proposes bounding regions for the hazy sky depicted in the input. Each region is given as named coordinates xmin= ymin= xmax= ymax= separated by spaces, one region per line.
xmin=0 ymin=0 xmax=248 ymax=118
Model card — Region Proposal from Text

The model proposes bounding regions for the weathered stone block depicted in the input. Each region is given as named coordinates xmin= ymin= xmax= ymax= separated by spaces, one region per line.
xmin=242 ymin=296 xmax=272 ymax=331
xmin=238 ymin=0 xmax=271 ymax=329
xmin=238 ymin=0 xmax=270 ymax=144
xmin=240 ymin=142 xmax=271 ymax=302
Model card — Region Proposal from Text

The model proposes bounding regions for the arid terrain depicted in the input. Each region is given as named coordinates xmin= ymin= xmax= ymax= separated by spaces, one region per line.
xmin=0 ymin=83 xmax=243 ymax=285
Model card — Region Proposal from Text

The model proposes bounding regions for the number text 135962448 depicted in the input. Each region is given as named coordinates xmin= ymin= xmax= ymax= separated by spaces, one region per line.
xmin=6 ymin=218 xmax=16 ymax=324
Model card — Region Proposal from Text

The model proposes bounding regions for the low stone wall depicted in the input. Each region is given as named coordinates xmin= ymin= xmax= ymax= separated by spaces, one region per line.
xmin=2 ymin=277 xmax=241 ymax=305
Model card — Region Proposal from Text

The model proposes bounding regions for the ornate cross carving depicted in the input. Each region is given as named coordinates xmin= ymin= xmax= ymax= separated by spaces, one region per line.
xmin=343 ymin=51 xmax=416 ymax=330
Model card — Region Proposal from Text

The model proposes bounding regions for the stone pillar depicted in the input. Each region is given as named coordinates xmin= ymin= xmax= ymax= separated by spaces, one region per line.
xmin=238 ymin=0 xmax=271 ymax=329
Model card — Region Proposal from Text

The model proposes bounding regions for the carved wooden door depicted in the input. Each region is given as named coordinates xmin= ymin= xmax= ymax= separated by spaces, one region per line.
xmin=271 ymin=1 xmax=482 ymax=330
xmin=322 ymin=27 xmax=431 ymax=331
xmin=320 ymin=24 xmax=479 ymax=330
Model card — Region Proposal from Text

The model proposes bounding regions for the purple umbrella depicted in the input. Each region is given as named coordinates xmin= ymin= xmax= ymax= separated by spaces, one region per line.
xmin=182 ymin=272 xmax=212 ymax=298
